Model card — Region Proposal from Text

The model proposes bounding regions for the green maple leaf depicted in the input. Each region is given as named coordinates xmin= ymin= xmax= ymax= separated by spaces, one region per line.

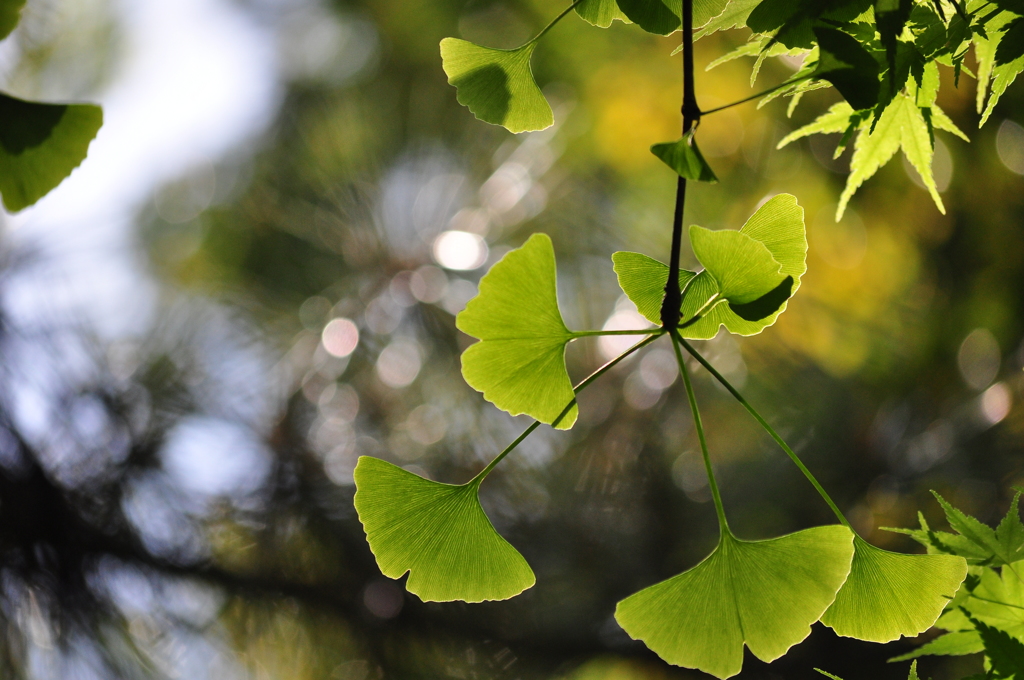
xmin=0 ymin=93 xmax=103 ymax=213
xmin=575 ymin=0 xmax=630 ymax=27
xmin=612 ymin=194 xmax=806 ymax=338
xmin=820 ymin=536 xmax=968 ymax=642
xmin=353 ymin=457 xmax=535 ymax=602
xmin=615 ymin=525 xmax=855 ymax=679
xmin=886 ymin=511 xmax=996 ymax=564
xmin=458 ymin=233 xmax=591 ymax=429
xmin=0 ymin=0 xmax=25 ymax=40
xmin=975 ymin=8 xmax=1024 ymax=127
xmin=937 ymin=561 xmax=1024 ymax=639
xmin=888 ymin=629 xmax=984 ymax=661
xmin=932 ymin=491 xmax=1024 ymax=567
xmin=967 ymin=614 xmax=1024 ymax=679
xmin=440 ymin=39 xmax=552 ymax=133
xmin=837 ymin=92 xmax=944 ymax=220
xmin=650 ymin=136 xmax=718 ymax=182
xmin=812 ymin=26 xmax=881 ymax=110
xmin=696 ymin=0 xmax=761 ymax=38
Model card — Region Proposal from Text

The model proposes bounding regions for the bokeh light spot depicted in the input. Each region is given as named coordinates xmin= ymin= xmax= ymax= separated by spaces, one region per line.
xmin=996 ymin=119 xmax=1024 ymax=175
xmin=376 ymin=339 xmax=422 ymax=388
xmin=980 ymin=382 xmax=1012 ymax=425
xmin=958 ymin=328 xmax=1001 ymax=390
xmin=322 ymin=318 xmax=359 ymax=357
xmin=432 ymin=230 xmax=488 ymax=270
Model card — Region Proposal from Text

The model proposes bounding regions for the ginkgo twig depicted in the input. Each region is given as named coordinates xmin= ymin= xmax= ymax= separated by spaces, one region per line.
xmin=671 ymin=331 xmax=731 ymax=534
xmin=678 ymin=337 xmax=851 ymax=529
xmin=473 ymin=332 xmax=664 ymax=482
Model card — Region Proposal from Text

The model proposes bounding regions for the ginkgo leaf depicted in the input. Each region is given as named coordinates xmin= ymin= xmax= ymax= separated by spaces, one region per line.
xmin=440 ymin=39 xmax=553 ymax=133
xmin=812 ymin=26 xmax=880 ymax=110
xmin=0 ymin=0 xmax=25 ymax=40
xmin=616 ymin=0 xmax=680 ymax=35
xmin=888 ymin=630 xmax=984 ymax=661
xmin=615 ymin=525 xmax=854 ymax=679
xmin=353 ymin=457 xmax=535 ymax=602
xmin=679 ymin=194 xmax=807 ymax=339
xmin=689 ymin=225 xmax=786 ymax=303
xmin=575 ymin=0 xmax=629 ymax=27
xmin=611 ymin=252 xmax=697 ymax=325
xmin=0 ymin=93 xmax=103 ymax=213
xmin=457 ymin=233 xmax=578 ymax=429
xmin=819 ymin=536 xmax=968 ymax=642
xmin=650 ymin=137 xmax=718 ymax=182
xmin=837 ymin=92 xmax=943 ymax=220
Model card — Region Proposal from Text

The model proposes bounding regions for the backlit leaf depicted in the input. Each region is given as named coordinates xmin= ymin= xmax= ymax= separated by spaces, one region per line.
xmin=679 ymin=194 xmax=807 ymax=339
xmin=0 ymin=0 xmax=25 ymax=40
xmin=820 ymin=536 xmax=968 ymax=642
xmin=616 ymin=0 xmax=680 ymax=34
xmin=696 ymin=0 xmax=760 ymax=38
xmin=353 ymin=457 xmax=535 ymax=602
xmin=457 ymin=233 xmax=578 ymax=429
xmin=777 ymin=101 xmax=858 ymax=148
xmin=688 ymin=225 xmax=786 ymax=304
xmin=975 ymin=9 xmax=1024 ymax=126
xmin=837 ymin=92 xmax=943 ymax=220
xmin=615 ymin=525 xmax=854 ymax=679
xmin=575 ymin=0 xmax=629 ymax=28
xmin=0 ymin=93 xmax=103 ymax=213
xmin=812 ymin=26 xmax=880 ymax=110
xmin=650 ymin=137 xmax=718 ymax=182
xmin=611 ymin=252 xmax=697 ymax=325
xmin=936 ymin=561 xmax=1024 ymax=639
xmin=933 ymin=490 xmax=1024 ymax=567
xmin=968 ymin=614 xmax=1024 ymax=678
xmin=440 ymin=39 xmax=553 ymax=133
xmin=888 ymin=630 xmax=984 ymax=661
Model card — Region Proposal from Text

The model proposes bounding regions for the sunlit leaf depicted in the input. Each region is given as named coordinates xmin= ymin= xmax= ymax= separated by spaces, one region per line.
xmin=936 ymin=560 xmax=1024 ymax=638
xmin=886 ymin=511 xmax=995 ymax=563
xmin=888 ymin=630 xmax=984 ymax=661
xmin=616 ymin=0 xmax=680 ymax=34
xmin=688 ymin=225 xmax=785 ymax=303
xmin=837 ymin=92 xmax=943 ymax=220
xmin=353 ymin=457 xmax=535 ymax=602
xmin=439 ymin=39 xmax=553 ymax=133
xmin=615 ymin=525 xmax=854 ymax=679
xmin=650 ymin=137 xmax=718 ymax=182
xmin=0 ymin=93 xmax=103 ymax=213
xmin=457 ymin=233 xmax=578 ymax=429
xmin=812 ymin=26 xmax=880 ymax=110
xmin=968 ymin=614 xmax=1024 ymax=678
xmin=817 ymin=660 xmax=920 ymax=680
xmin=575 ymin=0 xmax=630 ymax=28
xmin=696 ymin=0 xmax=760 ymax=38
xmin=679 ymin=194 xmax=807 ymax=339
xmin=932 ymin=490 xmax=1024 ymax=567
xmin=777 ymin=101 xmax=858 ymax=147
xmin=975 ymin=9 xmax=1024 ymax=127
xmin=0 ymin=0 xmax=25 ymax=40
xmin=611 ymin=252 xmax=697 ymax=325
xmin=820 ymin=536 xmax=968 ymax=642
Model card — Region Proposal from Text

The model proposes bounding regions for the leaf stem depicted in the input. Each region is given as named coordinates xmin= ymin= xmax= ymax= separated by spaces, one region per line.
xmin=700 ymin=75 xmax=813 ymax=116
xmin=671 ymin=331 xmax=731 ymax=535
xmin=677 ymin=337 xmax=852 ymax=529
xmin=472 ymin=331 xmax=664 ymax=484
xmin=532 ymin=0 xmax=584 ymax=43
xmin=572 ymin=329 xmax=660 ymax=337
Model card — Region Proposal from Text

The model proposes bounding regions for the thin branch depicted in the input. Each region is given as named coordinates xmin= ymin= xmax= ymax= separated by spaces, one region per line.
xmin=700 ymin=75 xmax=813 ymax=116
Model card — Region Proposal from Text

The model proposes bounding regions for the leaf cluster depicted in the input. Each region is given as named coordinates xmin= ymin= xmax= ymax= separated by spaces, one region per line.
xmin=0 ymin=0 xmax=103 ymax=212
xmin=883 ymin=492 xmax=1024 ymax=678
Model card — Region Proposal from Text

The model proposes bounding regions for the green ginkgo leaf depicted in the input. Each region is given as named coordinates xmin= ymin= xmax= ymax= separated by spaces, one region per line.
xmin=611 ymin=195 xmax=806 ymax=337
xmin=457 ymin=233 xmax=579 ymax=429
xmin=575 ymin=0 xmax=630 ymax=27
xmin=688 ymin=225 xmax=786 ymax=303
xmin=615 ymin=525 xmax=854 ymax=679
xmin=611 ymin=252 xmax=697 ymax=325
xmin=440 ymin=39 xmax=553 ymax=133
xmin=353 ymin=456 xmax=535 ymax=602
xmin=0 ymin=93 xmax=103 ymax=212
xmin=650 ymin=137 xmax=718 ymax=182
xmin=680 ymin=194 xmax=807 ymax=338
xmin=820 ymin=536 xmax=968 ymax=642
xmin=0 ymin=0 xmax=26 ymax=40
xmin=617 ymin=0 xmax=681 ymax=34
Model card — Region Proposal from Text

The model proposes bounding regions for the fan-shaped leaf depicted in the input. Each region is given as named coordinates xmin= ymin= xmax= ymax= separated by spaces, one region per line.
xmin=440 ymin=39 xmax=552 ymax=133
xmin=616 ymin=0 xmax=680 ymax=34
xmin=457 ymin=233 xmax=578 ymax=429
xmin=679 ymin=194 xmax=807 ymax=338
xmin=575 ymin=0 xmax=630 ymax=27
xmin=611 ymin=252 xmax=697 ymax=325
xmin=353 ymin=457 xmax=535 ymax=602
xmin=650 ymin=137 xmax=718 ymax=182
xmin=0 ymin=93 xmax=103 ymax=212
xmin=820 ymin=536 xmax=968 ymax=642
xmin=615 ymin=525 xmax=854 ymax=679
xmin=689 ymin=225 xmax=785 ymax=303
xmin=0 ymin=0 xmax=25 ymax=40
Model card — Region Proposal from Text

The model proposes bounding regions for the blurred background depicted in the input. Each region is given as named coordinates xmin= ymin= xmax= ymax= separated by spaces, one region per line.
xmin=0 ymin=0 xmax=1022 ymax=678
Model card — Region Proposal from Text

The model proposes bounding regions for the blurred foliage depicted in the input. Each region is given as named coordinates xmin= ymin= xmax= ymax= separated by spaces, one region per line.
xmin=0 ymin=0 xmax=1020 ymax=678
